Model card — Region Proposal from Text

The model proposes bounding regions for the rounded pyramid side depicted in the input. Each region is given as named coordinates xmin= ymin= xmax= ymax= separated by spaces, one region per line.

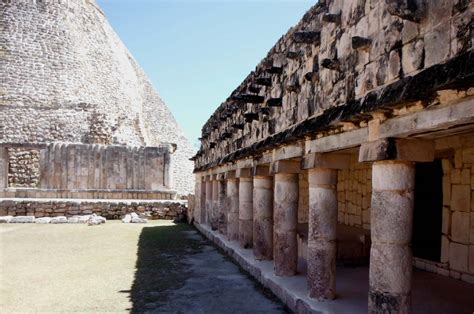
xmin=0 ymin=0 xmax=195 ymax=195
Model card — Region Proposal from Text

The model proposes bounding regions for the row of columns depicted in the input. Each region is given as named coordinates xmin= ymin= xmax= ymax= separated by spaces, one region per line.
xmin=200 ymin=143 xmax=425 ymax=313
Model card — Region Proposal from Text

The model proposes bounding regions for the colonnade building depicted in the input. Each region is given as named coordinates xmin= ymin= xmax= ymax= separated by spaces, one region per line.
xmin=191 ymin=0 xmax=474 ymax=312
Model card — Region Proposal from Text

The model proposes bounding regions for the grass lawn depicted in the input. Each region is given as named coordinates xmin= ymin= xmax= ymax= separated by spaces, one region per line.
xmin=0 ymin=221 xmax=202 ymax=313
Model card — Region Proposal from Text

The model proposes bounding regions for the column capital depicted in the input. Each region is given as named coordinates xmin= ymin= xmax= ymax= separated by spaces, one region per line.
xmin=359 ymin=138 xmax=434 ymax=163
xmin=252 ymin=165 xmax=271 ymax=177
xmin=302 ymin=153 xmax=351 ymax=170
xmin=236 ymin=167 xmax=253 ymax=178
xmin=216 ymin=172 xmax=226 ymax=181
xmin=224 ymin=170 xmax=237 ymax=180
xmin=270 ymin=160 xmax=301 ymax=174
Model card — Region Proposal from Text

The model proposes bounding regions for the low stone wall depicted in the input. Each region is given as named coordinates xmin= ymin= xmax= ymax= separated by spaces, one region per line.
xmin=0 ymin=188 xmax=176 ymax=200
xmin=0 ymin=199 xmax=187 ymax=221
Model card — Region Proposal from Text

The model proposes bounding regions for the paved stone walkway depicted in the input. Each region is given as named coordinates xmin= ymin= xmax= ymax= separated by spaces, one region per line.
xmin=0 ymin=221 xmax=285 ymax=313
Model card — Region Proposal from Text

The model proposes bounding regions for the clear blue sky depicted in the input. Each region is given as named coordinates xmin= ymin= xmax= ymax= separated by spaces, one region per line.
xmin=97 ymin=0 xmax=315 ymax=147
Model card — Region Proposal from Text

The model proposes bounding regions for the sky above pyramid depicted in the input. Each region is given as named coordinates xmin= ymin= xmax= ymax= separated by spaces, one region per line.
xmin=97 ymin=0 xmax=314 ymax=148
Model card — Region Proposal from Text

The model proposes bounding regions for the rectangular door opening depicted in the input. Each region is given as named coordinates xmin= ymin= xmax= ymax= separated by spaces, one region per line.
xmin=412 ymin=160 xmax=443 ymax=262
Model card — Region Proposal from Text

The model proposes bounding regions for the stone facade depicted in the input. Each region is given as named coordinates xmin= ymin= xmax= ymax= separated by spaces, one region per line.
xmin=0 ymin=143 xmax=175 ymax=199
xmin=193 ymin=0 xmax=472 ymax=170
xmin=0 ymin=0 xmax=195 ymax=195
xmin=192 ymin=0 xmax=474 ymax=312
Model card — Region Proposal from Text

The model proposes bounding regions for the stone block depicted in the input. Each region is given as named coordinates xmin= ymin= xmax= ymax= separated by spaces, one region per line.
xmin=402 ymin=40 xmax=424 ymax=75
xmin=450 ymin=270 xmax=461 ymax=280
xmin=449 ymin=242 xmax=468 ymax=272
xmin=388 ymin=50 xmax=401 ymax=81
xmin=402 ymin=20 xmax=419 ymax=44
xmin=461 ymin=169 xmax=471 ymax=184
xmin=451 ymin=211 xmax=470 ymax=244
xmin=470 ymin=245 xmax=474 ymax=273
xmin=442 ymin=207 xmax=451 ymax=235
xmin=437 ymin=267 xmax=450 ymax=277
xmin=463 ymin=148 xmax=474 ymax=164
xmin=441 ymin=235 xmax=450 ymax=263
xmin=451 ymin=184 xmax=471 ymax=212
xmin=424 ymin=22 xmax=450 ymax=68
xmin=462 ymin=273 xmax=474 ymax=285
xmin=442 ymin=176 xmax=451 ymax=205
xmin=455 ymin=150 xmax=463 ymax=169
xmin=451 ymin=169 xmax=462 ymax=184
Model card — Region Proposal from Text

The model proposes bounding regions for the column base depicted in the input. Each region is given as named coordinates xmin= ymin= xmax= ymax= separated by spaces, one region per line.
xmin=274 ymin=230 xmax=297 ymax=276
xmin=369 ymin=290 xmax=411 ymax=314
xmin=227 ymin=212 xmax=239 ymax=241
xmin=239 ymin=219 xmax=253 ymax=249
xmin=253 ymin=217 xmax=273 ymax=260
xmin=307 ymin=241 xmax=336 ymax=300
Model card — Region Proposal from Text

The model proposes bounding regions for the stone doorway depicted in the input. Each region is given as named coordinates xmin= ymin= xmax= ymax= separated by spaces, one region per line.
xmin=412 ymin=160 xmax=443 ymax=262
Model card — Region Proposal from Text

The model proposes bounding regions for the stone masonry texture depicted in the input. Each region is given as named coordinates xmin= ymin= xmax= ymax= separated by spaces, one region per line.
xmin=0 ymin=0 xmax=195 ymax=195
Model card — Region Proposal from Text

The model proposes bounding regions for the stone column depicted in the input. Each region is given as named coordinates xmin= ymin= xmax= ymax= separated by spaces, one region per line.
xmin=307 ymin=168 xmax=338 ymax=300
xmin=359 ymin=138 xmax=434 ymax=314
xmin=218 ymin=175 xmax=227 ymax=234
xmin=271 ymin=160 xmax=300 ymax=277
xmin=302 ymin=153 xmax=350 ymax=300
xmin=200 ymin=176 xmax=207 ymax=223
xmin=226 ymin=171 xmax=239 ymax=241
xmin=205 ymin=176 xmax=213 ymax=225
xmin=238 ymin=168 xmax=253 ymax=249
xmin=253 ymin=166 xmax=273 ymax=260
xmin=0 ymin=147 xmax=7 ymax=190
xmin=369 ymin=161 xmax=415 ymax=313
xmin=211 ymin=176 xmax=219 ymax=230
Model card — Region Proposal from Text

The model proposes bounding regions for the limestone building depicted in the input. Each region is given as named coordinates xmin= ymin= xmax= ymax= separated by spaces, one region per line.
xmin=192 ymin=0 xmax=474 ymax=312
xmin=0 ymin=0 xmax=195 ymax=197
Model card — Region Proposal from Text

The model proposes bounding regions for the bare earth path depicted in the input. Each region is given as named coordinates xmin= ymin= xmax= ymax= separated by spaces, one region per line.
xmin=0 ymin=221 xmax=284 ymax=313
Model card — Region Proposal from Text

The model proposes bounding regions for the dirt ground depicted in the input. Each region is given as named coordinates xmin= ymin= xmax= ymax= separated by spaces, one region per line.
xmin=0 ymin=221 xmax=284 ymax=313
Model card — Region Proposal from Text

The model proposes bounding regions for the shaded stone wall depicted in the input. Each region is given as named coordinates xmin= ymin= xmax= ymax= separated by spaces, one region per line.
xmin=194 ymin=0 xmax=472 ymax=170
xmin=337 ymin=156 xmax=372 ymax=230
xmin=0 ymin=0 xmax=195 ymax=195
xmin=438 ymin=134 xmax=474 ymax=280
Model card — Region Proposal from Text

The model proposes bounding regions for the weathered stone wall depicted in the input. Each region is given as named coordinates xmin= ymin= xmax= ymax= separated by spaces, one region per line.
xmin=437 ymin=134 xmax=474 ymax=281
xmin=0 ymin=0 xmax=195 ymax=195
xmin=194 ymin=0 xmax=472 ymax=170
xmin=1 ymin=143 xmax=174 ymax=194
xmin=7 ymin=148 xmax=40 ymax=188
xmin=0 ymin=199 xmax=187 ymax=221
xmin=337 ymin=155 xmax=372 ymax=230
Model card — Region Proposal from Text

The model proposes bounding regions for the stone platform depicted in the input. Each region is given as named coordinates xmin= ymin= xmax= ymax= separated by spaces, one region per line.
xmin=0 ymin=198 xmax=187 ymax=221
xmin=195 ymin=223 xmax=474 ymax=314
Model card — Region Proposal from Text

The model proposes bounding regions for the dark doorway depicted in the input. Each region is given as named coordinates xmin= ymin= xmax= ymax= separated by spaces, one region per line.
xmin=412 ymin=160 xmax=443 ymax=262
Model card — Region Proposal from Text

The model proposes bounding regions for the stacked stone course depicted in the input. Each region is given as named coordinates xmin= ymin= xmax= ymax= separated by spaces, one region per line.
xmin=0 ymin=199 xmax=187 ymax=221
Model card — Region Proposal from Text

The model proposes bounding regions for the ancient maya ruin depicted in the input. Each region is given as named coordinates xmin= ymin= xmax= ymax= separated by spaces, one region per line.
xmin=1 ymin=0 xmax=474 ymax=313
xmin=0 ymin=0 xmax=194 ymax=220
xmin=190 ymin=0 xmax=474 ymax=312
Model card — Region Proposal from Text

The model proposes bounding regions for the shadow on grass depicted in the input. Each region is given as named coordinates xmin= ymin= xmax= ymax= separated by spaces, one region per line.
xmin=120 ymin=223 xmax=203 ymax=313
